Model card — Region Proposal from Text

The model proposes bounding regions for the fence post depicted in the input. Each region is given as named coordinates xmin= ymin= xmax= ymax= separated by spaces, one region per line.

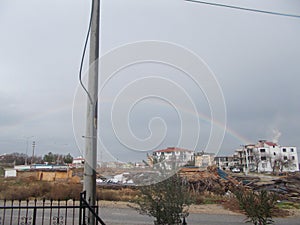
xmin=79 ymin=195 xmax=82 ymax=225
xmin=182 ymin=216 xmax=187 ymax=225
xmin=32 ymin=208 xmax=37 ymax=225
xmin=80 ymin=191 xmax=86 ymax=225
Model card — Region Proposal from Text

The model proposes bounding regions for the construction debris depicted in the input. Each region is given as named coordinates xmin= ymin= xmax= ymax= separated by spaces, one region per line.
xmin=179 ymin=166 xmax=241 ymax=194
xmin=227 ymin=172 xmax=300 ymax=202
xmin=97 ymin=165 xmax=300 ymax=202
xmin=179 ymin=166 xmax=300 ymax=202
xmin=249 ymin=173 xmax=300 ymax=202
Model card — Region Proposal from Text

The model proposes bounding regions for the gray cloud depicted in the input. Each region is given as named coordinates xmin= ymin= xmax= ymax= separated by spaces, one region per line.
xmin=1 ymin=0 xmax=300 ymax=161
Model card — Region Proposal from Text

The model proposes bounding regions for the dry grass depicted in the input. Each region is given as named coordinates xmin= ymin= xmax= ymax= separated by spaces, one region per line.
xmin=222 ymin=195 xmax=243 ymax=213
xmin=97 ymin=188 xmax=139 ymax=202
xmin=0 ymin=176 xmax=293 ymax=219
xmin=0 ymin=178 xmax=139 ymax=201
xmin=0 ymin=177 xmax=239 ymax=204
xmin=0 ymin=177 xmax=82 ymax=200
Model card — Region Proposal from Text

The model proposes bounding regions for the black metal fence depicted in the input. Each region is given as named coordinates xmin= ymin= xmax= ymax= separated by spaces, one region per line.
xmin=0 ymin=191 xmax=106 ymax=225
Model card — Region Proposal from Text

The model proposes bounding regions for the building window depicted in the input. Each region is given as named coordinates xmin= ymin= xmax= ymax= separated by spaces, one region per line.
xmin=284 ymin=156 xmax=288 ymax=160
xmin=261 ymin=156 xmax=267 ymax=161
xmin=292 ymin=156 xmax=295 ymax=160
xmin=290 ymin=148 xmax=294 ymax=152
xmin=273 ymin=152 xmax=276 ymax=156
xmin=282 ymin=148 xmax=286 ymax=152
xmin=260 ymin=149 xmax=266 ymax=153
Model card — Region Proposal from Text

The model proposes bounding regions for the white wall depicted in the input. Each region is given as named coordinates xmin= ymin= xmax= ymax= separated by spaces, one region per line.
xmin=5 ymin=169 xmax=17 ymax=178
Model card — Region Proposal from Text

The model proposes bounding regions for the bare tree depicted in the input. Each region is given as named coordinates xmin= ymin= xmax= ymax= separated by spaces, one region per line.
xmin=277 ymin=158 xmax=293 ymax=172
xmin=268 ymin=154 xmax=280 ymax=174
xmin=252 ymin=150 xmax=261 ymax=172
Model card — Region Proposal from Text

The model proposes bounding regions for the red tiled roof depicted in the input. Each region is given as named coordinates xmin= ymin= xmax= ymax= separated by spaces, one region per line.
xmin=265 ymin=141 xmax=278 ymax=146
xmin=154 ymin=147 xmax=193 ymax=153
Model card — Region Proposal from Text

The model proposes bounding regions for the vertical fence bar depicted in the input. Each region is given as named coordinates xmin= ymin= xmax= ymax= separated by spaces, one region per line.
xmin=2 ymin=199 xmax=6 ymax=225
xmin=49 ymin=199 xmax=53 ymax=225
xmin=32 ymin=199 xmax=37 ymax=225
xmin=17 ymin=200 xmax=21 ymax=225
xmin=88 ymin=197 xmax=91 ymax=224
xmin=25 ymin=199 xmax=29 ymax=224
xmin=32 ymin=208 xmax=37 ymax=225
xmin=42 ymin=198 xmax=45 ymax=225
xmin=9 ymin=200 xmax=13 ymax=225
xmin=79 ymin=197 xmax=82 ymax=225
xmin=82 ymin=198 xmax=86 ymax=225
xmin=57 ymin=199 xmax=60 ymax=224
xmin=79 ymin=192 xmax=84 ymax=225
xmin=96 ymin=199 xmax=99 ymax=223
xmin=72 ymin=199 xmax=75 ymax=225
xmin=65 ymin=200 xmax=68 ymax=225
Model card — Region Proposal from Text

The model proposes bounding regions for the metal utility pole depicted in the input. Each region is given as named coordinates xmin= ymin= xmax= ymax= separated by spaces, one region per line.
xmin=31 ymin=141 xmax=36 ymax=164
xmin=24 ymin=136 xmax=33 ymax=165
xmin=83 ymin=0 xmax=99 ymax=223
xmin=25 ymin=139 xmax=29 ymax=165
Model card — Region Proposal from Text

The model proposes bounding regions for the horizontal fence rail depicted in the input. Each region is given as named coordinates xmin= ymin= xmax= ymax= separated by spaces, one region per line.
xmin=0 ymin=192 xmax=105 ymax=225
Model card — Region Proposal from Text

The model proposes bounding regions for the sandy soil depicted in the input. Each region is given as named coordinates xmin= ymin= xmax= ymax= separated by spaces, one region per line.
xmin=99 ymin=201 xmax=240 ymax=214
xmin=288 ymin=209 xmax=300 ymax=217
xmin=99 ymin=201 xmax=300 ymax=217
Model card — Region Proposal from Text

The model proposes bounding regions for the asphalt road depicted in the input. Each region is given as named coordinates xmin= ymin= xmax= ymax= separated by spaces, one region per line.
xmin=99 ymin=207 xmax=300 ymax=225
xmin=1 ymin=202 xmax=299 ymax=225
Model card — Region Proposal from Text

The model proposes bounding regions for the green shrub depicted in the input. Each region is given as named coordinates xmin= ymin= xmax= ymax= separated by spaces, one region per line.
xmin=235 ymin=190 xmax=277 ymax=225
xmin=134 ymin=175 xmax=193 ymax=225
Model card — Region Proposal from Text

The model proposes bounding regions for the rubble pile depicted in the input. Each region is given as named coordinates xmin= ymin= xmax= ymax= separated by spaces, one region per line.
xmin=97 ymin=165 xmax=300 ymax=202
xmin=179 ymin=167 xmax=300 ymax=202
xmin=179 ymin=166 xmax=241 ymax=194
xmin=244 ymin=173 xmax=300 ymax=202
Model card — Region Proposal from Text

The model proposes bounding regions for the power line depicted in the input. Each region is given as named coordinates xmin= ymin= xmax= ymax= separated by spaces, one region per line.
xmin=79 ymin=0 xmax=94 ymax=105
xmin=185 ymin=0 xmax=300 ymax=19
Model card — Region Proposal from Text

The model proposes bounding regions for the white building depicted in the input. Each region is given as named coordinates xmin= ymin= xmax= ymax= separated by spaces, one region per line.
xmin=4 ymin=168 xmax=17 ymax=178
xmin=150 ymin=147 xmax=194 ymax=170
xmin=236 ymin=140 xmax=299 ymax=173
xmin=194 ymin=152 xmax=215 ymax=168
xmin=71 ymin=156 xmax=85 ymax=168
xmin=214 ymin=155 xmax=238 ymax=170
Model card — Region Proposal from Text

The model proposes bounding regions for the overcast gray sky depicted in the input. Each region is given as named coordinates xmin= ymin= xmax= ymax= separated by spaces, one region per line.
xmin=1 ymin=0 xmax=300 ymax=162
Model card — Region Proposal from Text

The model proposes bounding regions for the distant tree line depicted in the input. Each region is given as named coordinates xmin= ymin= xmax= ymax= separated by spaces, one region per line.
xmin=43 ymin=152 xmax=73 ymax=164
xmin=0 ymin=152 xmax=73 ymax=166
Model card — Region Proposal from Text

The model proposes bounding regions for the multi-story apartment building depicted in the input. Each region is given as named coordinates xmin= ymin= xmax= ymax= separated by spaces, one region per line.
xmin=148 ymin=147 xmax=194 ymax=169
xmin=235 ymin=140 xmax=299 ymax=173
xmin=214 ymin=155 xmax=238 ymax=170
